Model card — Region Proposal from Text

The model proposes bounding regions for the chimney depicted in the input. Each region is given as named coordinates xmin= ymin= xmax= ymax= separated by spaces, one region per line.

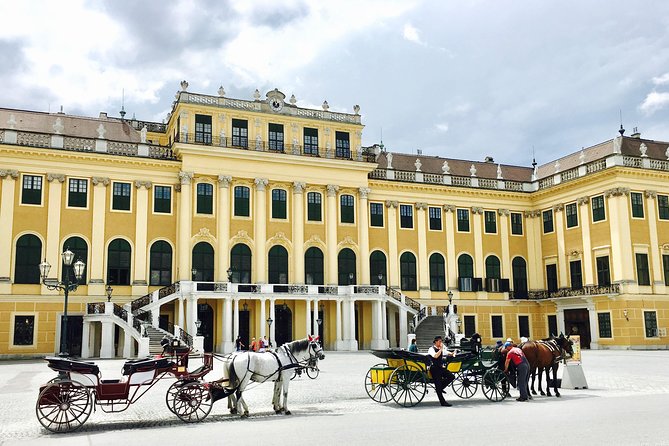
xmin=631 ymin=127 xmax=641 ymax=138
xmin=99 ymin=112 xmax=108 ymax=119
xmin=484 ymin=156 xmax=494 ymax=163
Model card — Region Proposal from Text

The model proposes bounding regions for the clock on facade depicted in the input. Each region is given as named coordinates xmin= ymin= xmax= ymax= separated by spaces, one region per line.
xmin=269 ymin=98 xmax=284 ymax=112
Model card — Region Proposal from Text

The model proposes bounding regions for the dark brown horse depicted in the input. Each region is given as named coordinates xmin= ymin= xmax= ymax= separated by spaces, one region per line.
xmin=521 ymin=334 xmax=573 ymax=397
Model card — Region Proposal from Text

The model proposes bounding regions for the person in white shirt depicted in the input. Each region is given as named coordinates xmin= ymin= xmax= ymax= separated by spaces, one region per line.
xmin=427 ymin=336 xmax=456 ymax=407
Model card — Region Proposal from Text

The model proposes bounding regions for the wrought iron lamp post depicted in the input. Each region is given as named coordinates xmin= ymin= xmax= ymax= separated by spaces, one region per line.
xmin=227 ymin=267 xmax=233 ymax=282
xmin=106 ymin=285 xmax=113 ymax=303
xmin=195 ymin=319 xmax=202 ymax=336
xmin=191 ymin=268 xmax=197 ymax=281
xmin=348 ymin=272 xmax=354 ymax=285
xmin=39 ymin=249 xmax=85 ymax=357
xmin=377 ymin=272 xmax=383 ymax=285
xmin=267 ymin=316 xmax=273 ymax=348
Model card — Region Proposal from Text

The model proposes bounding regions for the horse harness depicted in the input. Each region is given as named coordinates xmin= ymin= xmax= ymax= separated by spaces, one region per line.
xmin=537 ymin=339 xmax=565 ymax=362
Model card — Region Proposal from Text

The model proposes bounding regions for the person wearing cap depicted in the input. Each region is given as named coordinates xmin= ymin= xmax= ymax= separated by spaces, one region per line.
xmin=503 ymin=343 xmax=530 ymax=401
xmin=427 ymin=335 xmax=455 ymax=407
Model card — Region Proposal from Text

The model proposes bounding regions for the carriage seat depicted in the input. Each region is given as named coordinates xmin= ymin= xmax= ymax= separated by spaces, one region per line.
xmin=459 ymin=333 xmax=483 ymax=355
xmin=45 ymin=356 xmax=100 ymax=375
xmin=122 ymin=357 xmax=173 ymax=376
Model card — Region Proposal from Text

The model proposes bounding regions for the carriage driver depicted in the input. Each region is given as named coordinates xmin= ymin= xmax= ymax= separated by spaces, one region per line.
xmin=503 ymin=343 xmax=530 ymax=402
xmin=428 ymin=336 xmax=456 ymax=407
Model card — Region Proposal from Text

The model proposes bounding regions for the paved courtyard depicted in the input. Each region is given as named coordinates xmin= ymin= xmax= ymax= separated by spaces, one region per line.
xmin=1 ymin=350 xmax=668 ymax=446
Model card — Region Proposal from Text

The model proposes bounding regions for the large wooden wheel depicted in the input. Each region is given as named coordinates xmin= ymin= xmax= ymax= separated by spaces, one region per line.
xmin=389 ymin=364 xmax=427 ymax=407
xmin=172 ymin=381 xmax=213 ymax=423
xmin=166 ymin=380 xmax=193 ymax=415
xmin=364 ymin=363 xmax=394 ymax=403
xmin=482 ymin=369 xmax=508 ymax=402
xmin=451 ymin=369 xmax=478 ymax=399
xmin=36 ymin=379 xmax=93 ymax=433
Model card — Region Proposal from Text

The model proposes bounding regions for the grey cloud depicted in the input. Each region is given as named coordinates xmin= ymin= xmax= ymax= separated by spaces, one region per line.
xmin=0 ymin=39 xmax=28 ymax=75
xmin=247 ymin=1 xmax=310 ymax=29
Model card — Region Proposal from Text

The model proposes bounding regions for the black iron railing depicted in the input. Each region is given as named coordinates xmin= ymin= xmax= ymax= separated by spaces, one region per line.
xmin=113 ymin=304 xmax=128 ymax=321
xmin=528 ymin=284 xmax=620 ymax=299
xmin=86 ymin=302 xmax=106 ymax=314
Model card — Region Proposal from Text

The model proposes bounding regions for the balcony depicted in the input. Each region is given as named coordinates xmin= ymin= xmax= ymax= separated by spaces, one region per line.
xmin=458 ymin=277 xmax=483 ymax=292
xmin=528 ymin=284 xmax=621 ymax=299
xmin=174 ymin=133 xmax=376 ymax=163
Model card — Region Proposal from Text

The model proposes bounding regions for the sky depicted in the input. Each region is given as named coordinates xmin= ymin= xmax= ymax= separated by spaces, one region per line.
xmin=1 ymin=0 xmax=669 ymax=166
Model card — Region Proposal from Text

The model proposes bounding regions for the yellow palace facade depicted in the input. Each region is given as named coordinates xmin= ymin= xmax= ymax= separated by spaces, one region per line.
xmin=0 ymin=83 xmax=668 ymax=358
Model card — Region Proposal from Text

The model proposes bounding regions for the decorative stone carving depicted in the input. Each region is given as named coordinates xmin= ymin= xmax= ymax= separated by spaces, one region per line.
xmin=290 ymin=123 xmax=298 ymax=134
xmin=554 ymin=160 xmax=560 ymax=173
xmin=254 ymin=118 xmax=261 ymax=128
xmin=322 ymin=100 xmax=329 ymax=111
xmin=230 ymin=229 xmax=254 ymax=246
xmin=174 ymin=184 xmax=181 ymax=192
xmin=218 ymin=86 xmax=226 ymax=97
xmin=289 ymin=94 xmax=297 ymax=105
xmin=292 ymin=138 xmax=299 ymax=155
xmin=359 ymin=187 xmax=371 ymax=199
xmin=414 ymin=158 xmax=422 ymax=172
xmin=253 ymin=89 xmax=261 ymax=101
xmin=179 ymin=171 xmax=193 ymax=185
xmin=579 ymin=149 xmax=586 ymax=165
xmin=524 ymin=210 xmax=541 ymax=218
xmin=442 ymin=160 xmax=450 ymax=174
xmin=386 ymin=152 xmax=394 ymax=169
xmin=415 ymin=202 xmax=428 ymax=210
xmin=219 ymin=128 xmax=226 ymax=141
xmin=353 ymin=104 xmax=360 ymax=115
xmin=267 ymin=232 xmax=291 ymax=248
xmin=443 ymin=204 xmax=456 ymax=212
xmin=0 ymin=169 xmax=19 ymax=179
xmin=305 ymin=234 xmax=326 ymax=249
xmin=46 ymin=173 xmax=65 ymax=183
xmin=337 ymin=235 xmax=356 ymax=249
xmin=196 ymin=227 xmax=215 ymax=242
xmin=553 ymin=203 xmax=564 ymax=212
xmin=140 ymin=125 xmax=147 ymax=143
xmin=326 ymin=184 xmax=339 ymax=197
xmin=470 ymin=164 xmax=477 ymax=177
xmin=666 ymin=146 xmax=669 ymax=160
xmin=217 ymin=175 xmax=232 ymax=188
xmin=134 ymin=180 xmax=152 ymax=189
xmin=53 ymin=118 xmax=64 ymax=134
xmin=644 ymin=190 xmax=657 ymax=199
xmin=96 ymin=124 xmax=106 ymax=139
xmin=577 ymin=196 xmax=589 ymax=206
xmin=92 ymin=177 xmax=110 ymax=186
xmin=604 ymin=187 xmax=630 ymax=197
xmin=385 ymin=200 xmax=399 ymax=208
xmin=293 ymin=182 xmax=306 ymax=194
xmin=254 ymin=178 xmax=269 ymax=191
xmin=497 ymin=208 xmax=510 ymax=216
xmin=471 ymin=206 xmax=484 ymax=215
xmin=180 ymin=80 xmax=189 ymax=91
xmin=255 ymin=134 xmax=262 ymax=150
xmin=324 ymin=127 xmax=331 ymax=137
xmin=7 ymin=114 xmax=16 ymax=129
xmin=497 ymin=164 xmax=503 ymax=180
xmin=568 ymin=250 xmax=581 ymax=258
xmin=639 ymin=143 xmax=648 ymax=157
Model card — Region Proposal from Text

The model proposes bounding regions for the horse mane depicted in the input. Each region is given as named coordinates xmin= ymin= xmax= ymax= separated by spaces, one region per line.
xmin=285 ymin=338 xmax=310 ymax=355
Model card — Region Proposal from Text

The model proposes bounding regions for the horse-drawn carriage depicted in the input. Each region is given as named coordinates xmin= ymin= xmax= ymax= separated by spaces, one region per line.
xmin=365 ymin=335 xmax=509 ymax=407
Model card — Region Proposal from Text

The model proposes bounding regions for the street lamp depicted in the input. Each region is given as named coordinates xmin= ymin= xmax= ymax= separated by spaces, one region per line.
xmin=448 ymin=290 xmax=453 ymax=306
xmin=191 ymin=268 xmax=197 ymax=281
xmin=242 ymin=302 xmax=248 ymax=312
xmin=456 ymin=317 xmax=462 ymax=334
xmin=106 ymin=285 xmax=113 ymax=302
xmin=348 ymin=272 xmax=354 ymax=285
xmin=39 ymin=249 xmax=86 ymax=357
xmin=267 ymin=316 xmax=273 ymax=348
xmin=195 ymin=319 xmax=202 ymax=336
xmin=227 ymin=267 xmax=233 ymax=282
xmin=377 ymin=272 xmax=383 ymax=285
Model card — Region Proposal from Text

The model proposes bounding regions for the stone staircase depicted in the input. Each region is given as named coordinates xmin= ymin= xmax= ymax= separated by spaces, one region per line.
xmin=144 ymin=325 xmax=173 ymax=355
xmin=414 ymin=316 xmax=446 ymax=352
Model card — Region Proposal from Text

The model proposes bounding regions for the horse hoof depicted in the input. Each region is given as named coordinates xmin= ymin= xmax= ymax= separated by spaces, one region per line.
xmin=540 ymin=391 xmax=545 ymax=396
xmin=241 ymin=412 xmax=249 ymax=419
xmin=285 ymin=410 xmax=292 ymax=415
xmin=275 ymin=409 xmax=282 ymax=414
xmin=230 ymin=409 xmax=238 ymax=414
xmin=555 ymin=393 xmax=561 ymax=398
xmin=531 ymin=391 xmax=537 ymax=395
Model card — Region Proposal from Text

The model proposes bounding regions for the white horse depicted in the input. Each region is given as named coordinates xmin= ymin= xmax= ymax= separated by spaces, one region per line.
xmin=221 ymin=336 xmax=325 ymax=418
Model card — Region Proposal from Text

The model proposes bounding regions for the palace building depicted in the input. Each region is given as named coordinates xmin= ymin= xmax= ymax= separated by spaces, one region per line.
xmin=0 ymin=82 xmax=668 ymax=358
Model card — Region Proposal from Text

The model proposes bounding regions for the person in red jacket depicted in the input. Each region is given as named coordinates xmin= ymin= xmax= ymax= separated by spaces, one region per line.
xmin=503 ymin=343 xmax=530 ymax=401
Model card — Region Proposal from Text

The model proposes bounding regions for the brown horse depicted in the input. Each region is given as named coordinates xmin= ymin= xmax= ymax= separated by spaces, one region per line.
xmin=521 ymin=334 xmax=573 ymax=397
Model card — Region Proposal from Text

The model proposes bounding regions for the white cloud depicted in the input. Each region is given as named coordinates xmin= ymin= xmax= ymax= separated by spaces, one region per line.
xmin=652 ymin=73 xmax=669 ymax=85
xmin=639 ymin=91 xmax=669 ymax=115
xmin=435 ymin=122 xmax=449 ymax=132
xmin=403 ymin=23 xmax=425 ymax=46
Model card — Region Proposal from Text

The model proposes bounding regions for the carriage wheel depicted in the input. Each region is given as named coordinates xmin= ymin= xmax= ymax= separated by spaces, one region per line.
xmin=482 ymin=369 xmax=508 ymax=402
xmin=389 ymin=364 xmax=427 ymax=407
xmin=36 ymin=380 xmax=92 ymax=433
xmin=166 ymin=380 xmax=192 ymax=415
xmin=364 ymin=363 xmax=393 ymax=403
xmin=306 ymin=366 xmax=319 ymax=380
xmin=172 ymin=381 xmax=213 ymax=423
xmin=451 ymin=370 xmax=478 ymax=399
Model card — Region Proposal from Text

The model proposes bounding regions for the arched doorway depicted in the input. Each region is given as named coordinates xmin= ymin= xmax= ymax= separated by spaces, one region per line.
xmin=197 ymin=303 xmax=214 ymax=352
xmin=369 ymin=250 xmax=387 ymax=285
xmin=230 ymin=243 xmax=252 ymax=283
xmin=268 ymin=245 xmax=288 ymax=284
xmin=275 ymin=305 xmax=293 ymax=347
xmin=512 ymin=257 xmax=528 ymax=299
xmin=192 ymin=242 xmax=214 ymax=281
xmin=305 ymin=247 xmax=324 ymax=285
xmin=338 ymin=248 xmax=356 ymax=285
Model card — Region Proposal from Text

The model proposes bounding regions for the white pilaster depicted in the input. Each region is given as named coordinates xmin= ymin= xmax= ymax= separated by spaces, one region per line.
xmin=305 ymin=299 xmax=312 ymax=337
xmin=100 ymin=320 xmax=114 ymax=359
xmin=326 ymin=185 xmax=339 ymax=284
xmin=292 ymin=182 xmax=306 ymax=283
xmin=217 ymin=175 xmax=232 ymax=280
xmin=254 ymin=178 xmax=269 ymax=283
xmin=269 ymin=298 xmax=276 ymax=345
xmin=177 ymin=171 xmax=193 ymax=281
xmin=81 ymin=321 xmax=91 ymax=359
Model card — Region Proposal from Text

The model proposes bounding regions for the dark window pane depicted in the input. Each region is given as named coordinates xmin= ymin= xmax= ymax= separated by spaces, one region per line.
xmin=512 ymin=257 xmax=528 ymax=298
xmin=644 ymin=311 xmax=658 ymax=337
xmin=68 ymin=178 xmax=88 ymax=208
xmin=307 ymin=192 xmax=322 ymax=221
xmin=511 ymin=212 xmax=523 ymax=235
xmin=112 ymin=182 xmax=131 ymax=211
xmin=340 ymin=195 xmax=354 ymax=223
xmin=21 ymin=175 xmax=42 ymax=205
xmin=570 ymin=260 xmax=582 ymax=290
xmin=268 ymin=123 xmax=284 ymax=152
xmin=596 ymin=256 xmax=611 ymax=286
xmin=13 ymin=315 xmax=35 ymax=345
xmin=484 ymin=210 xmax=497 ymax=233
xmin=598 ymin=313 xmax=612 ymax=338
xmin=271 ymin=189 xmax=287 ymax=219
xmin=232 ymin=119 xmax=248 ymax=148
xmin=491 ymin=315 xmax=503 ymax=338
xmin=518 ymin=315 xmax=530 ymax=338
xmin=107 ymin=239 xmax=131 ymax=285
xmin=636 ymin=253 xmax=650 ymax=286
xmin=14 ymin=234 xmax=41 ymax=284
xmin=463 ymin=315 xmax=476 ymax=338
xmin=399 ymin=204 xmax=413 ymax=229
xmin=400 ymin=252 xmax=417 ymax=291
xmin=566 ymin=203 xmax=578 ymax=228
xmin=631 ymin=192 xmax=644 ymax=218
xmin=543 ymin=209 xmax=554 ymax=233
xmin=335 ymin=131 xmax=350 ymax=158
xmin=457 ymin=209 xmax=469 ymax=232
xmin=663 ymin=255 xmax=669 ymax=286
xmin=195 ymin=114 xmax=212 ymax=144
xmin=154 ymin=185 xmax=172 ymax=213
xmin=303 ymin=127 xmax=318 ymax=155
xmin=192 ymin=242 xmax=214 ymax=282
xmin=429 ymin=207 xmax=442 ymax=230
xmin=234 ymin=186 xmax=250 ymax=217
xmin=230 ymin=244 xmax=252 ymax=283
xmin=370 ymin=202 xmax=384 ymax=227
xmin=546 ymin=264 xmax=558 ymax=292
xmin=592 ymin=196 xmax=605 ymax=222
xmin=659 ymin=195 xmax=669 ymax=220
xmin=268 ymin=245 xmax=288 ymax=283
xmin=429 ymin=253 xmax=445 ymax=291
xmin=370 ymin=251 xmax=387 ymax=285
xmin=485 ymin=256 xmax=501 ymax=279
xmin=337 ymin=248 xmax=356 ymax=285
xmin=196 ymin=183 xmax=213 ymax=214
xmin=149 ymin=241 xmax=172 ymax=286
xmin=62 ymin=237 xmax=88 ymax=284
xmin=305 ymin=247 xmax=324 ymax=285
xmin=458 ymin=254 xmax=474 ymax=291
xmin=547 ymin=315 xmax=558 ymax=337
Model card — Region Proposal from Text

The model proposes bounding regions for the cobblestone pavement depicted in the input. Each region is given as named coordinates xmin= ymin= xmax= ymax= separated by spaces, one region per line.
xmin=1 ymin=350 xmax=668 ymax=445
